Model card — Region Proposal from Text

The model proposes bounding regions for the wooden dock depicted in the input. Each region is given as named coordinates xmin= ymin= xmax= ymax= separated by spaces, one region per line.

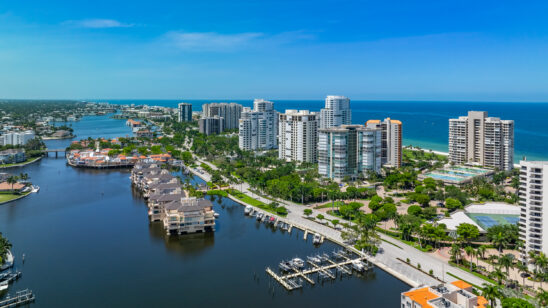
xmin=0 ymin=289 xmax=35 ymax=308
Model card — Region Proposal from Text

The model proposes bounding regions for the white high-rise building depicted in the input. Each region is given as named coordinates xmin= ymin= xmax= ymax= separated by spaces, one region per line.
xmin=449 ymin=111 xmax=514 ymax=171
xmin=177 ymin=103 xmax=192 ymax=122
xmin=320 ymin=95 xmax=351 ymax=129
xmin=278 ymin=110 xmax=318 ymax=163
xmin=198 ymin=116 xmax=224 ymax=136
xmin=0 ymin=130 xmax=35 ymax=146
xmin=366 ymin=118 xmax=402 ymax=168
xmin=519 ymin=160 xmax=548 ymax=266
xmin=238 ymin=99 xmax=278 ymax=151
xmin=202 ymin=103 xmax=243 ymax=130
xmin=318 ymin=125 xmax=381 ymax=181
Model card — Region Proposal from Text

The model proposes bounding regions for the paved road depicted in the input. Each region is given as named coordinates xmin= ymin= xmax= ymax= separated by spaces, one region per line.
xmin=189 ymin=159 xmax=489 ymax=288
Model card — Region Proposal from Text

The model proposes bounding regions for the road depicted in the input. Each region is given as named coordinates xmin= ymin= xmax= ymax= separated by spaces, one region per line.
xmin=189 ymin=158 xmax=489 ymax=288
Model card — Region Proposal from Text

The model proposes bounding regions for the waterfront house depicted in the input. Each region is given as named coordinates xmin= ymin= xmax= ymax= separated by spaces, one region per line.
xmin=0 ymin=149 xmax=26 ymax=164
xmin=148 ymin=193 xmax=187 ymax=221
xmin=162 ymin=198 xmax=215 ymax=235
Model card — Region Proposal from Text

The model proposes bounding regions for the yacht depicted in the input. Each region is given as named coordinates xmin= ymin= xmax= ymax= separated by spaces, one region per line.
xmin=351 ymin=260 xmax=367 ymax=272
xmin=307 ymin=255 xmax=322 ymax=264
xmin=0 ymin=281 xmax=8 ymax=292
xmin=256 ymin=213 xmax=264 ymax=221
xmin=244 ymin=206 xmax=253 ymax=215
xmin=290 ymin=258 xmax=305 ymax=269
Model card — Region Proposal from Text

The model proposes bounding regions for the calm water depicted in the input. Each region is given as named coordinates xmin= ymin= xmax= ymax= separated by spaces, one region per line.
xmin=107 ymin=99 xmax=548 ymax=161
xmin=0 ymin=116 xmax=408 ymax=307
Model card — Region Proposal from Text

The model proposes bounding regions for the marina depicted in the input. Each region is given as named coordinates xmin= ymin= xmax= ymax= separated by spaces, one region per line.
xmin=267 ymin=250 xmax=372 ymax=291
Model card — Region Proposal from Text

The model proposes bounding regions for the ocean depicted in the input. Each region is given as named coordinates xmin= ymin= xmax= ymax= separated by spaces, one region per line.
xmin=104 ymin=99 xmax=548 ymax=162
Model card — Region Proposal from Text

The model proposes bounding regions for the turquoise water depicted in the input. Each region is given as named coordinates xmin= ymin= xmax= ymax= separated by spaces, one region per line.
xmin=104 ymin=100 xmax=548 ymax=162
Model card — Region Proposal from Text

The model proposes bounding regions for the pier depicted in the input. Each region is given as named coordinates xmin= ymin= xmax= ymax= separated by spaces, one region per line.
xmin=0 ymin=290 xmax=35 ymax=308
xmin=265 ymin=250 xmax=371 ymax=291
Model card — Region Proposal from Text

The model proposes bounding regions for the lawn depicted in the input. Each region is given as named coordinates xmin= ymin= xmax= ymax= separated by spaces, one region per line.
xmin=0 ymin=193 xmax=23 ymax=203
xmin=0 ymin=157 xmax=39 ymax=168
xmin=227 ymin=189 xmax=287 ymax=216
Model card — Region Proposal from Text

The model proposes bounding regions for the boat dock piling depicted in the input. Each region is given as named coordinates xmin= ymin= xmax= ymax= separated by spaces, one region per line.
xmin=303 ymin=230 xmax=308 ymax=240
xmin=0 ymin=289 xmax=35 ymax=308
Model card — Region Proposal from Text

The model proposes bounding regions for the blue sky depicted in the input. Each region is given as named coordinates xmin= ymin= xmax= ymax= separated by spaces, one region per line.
xmin=1 ymin=0 xmax=548 ymax=101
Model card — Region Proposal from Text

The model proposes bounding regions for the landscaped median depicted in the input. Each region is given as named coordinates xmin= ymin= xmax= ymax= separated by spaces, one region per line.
xmin=226 ymin=188 xmax=288 ymax=217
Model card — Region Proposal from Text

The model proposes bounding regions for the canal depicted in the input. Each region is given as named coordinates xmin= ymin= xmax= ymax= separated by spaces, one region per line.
xmin=0 ymin=116 xmax=409 ymax=307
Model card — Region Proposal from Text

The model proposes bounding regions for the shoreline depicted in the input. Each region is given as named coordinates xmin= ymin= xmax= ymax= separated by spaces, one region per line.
xmin=42 ymin=135 xmax=75 ymax=140
xmin=0 ymin=156 xmax=42 ymax=169
xmin=0 ymin=191 xmax=32 ymax=205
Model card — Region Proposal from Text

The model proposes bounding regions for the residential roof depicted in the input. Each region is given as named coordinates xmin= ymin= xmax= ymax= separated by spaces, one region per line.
xmin=403 ymin=287 xmax=437 ymax=308
xmin=451 ymin=280 xmax=472 ymax=290
xmin=0 ymin=182 xmax=25 ymax=191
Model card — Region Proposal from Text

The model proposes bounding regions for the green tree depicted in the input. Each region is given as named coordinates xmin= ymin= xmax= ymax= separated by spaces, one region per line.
xmin=501 ymin=298 xmax=534 ymax=308
xmin=407 ymin=205 xmax=422 ymax=216
xmin=481 ymin=284 xmax=501 ymax=307
xmin=456 ymin=223 xmax=480 ymax=243
xmin=445 ymin=198 xmax=463 ymax=211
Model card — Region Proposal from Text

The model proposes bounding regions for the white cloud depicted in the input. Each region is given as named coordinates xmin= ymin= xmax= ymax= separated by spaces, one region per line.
xmin=165 ymin=30 xmax=316 ymax=52
xmin=166 ymin=31 xmax=263 ymax=51
xmin=64 ymin=19 xmax=134 ymax=29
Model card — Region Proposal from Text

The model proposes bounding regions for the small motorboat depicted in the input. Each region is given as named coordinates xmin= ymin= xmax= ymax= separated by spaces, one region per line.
xmin=307 ymin=255 xmax=322 ymax=264
xmin=213 ymin=212 xmax=220 ymax=219
xmin=256 ymin=213 xmax=264 ymax=221
xmin=0 ymin=280 xmax=8 ymax=292
xmin=279 ymin=261 xmax=292 ymax=272
xmin=290 ymin=258 xmax=305 ymax=269
xmin=351 ymin=260 xmax=367 ymax=272
xmin=244 ymin=206 xmax=253 ymax=215
xmin=313 ymin=233 xmax=322 ymax=245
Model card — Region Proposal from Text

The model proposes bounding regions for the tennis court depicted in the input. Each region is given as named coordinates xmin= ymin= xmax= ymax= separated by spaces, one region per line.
xmin=467 ymin=213 xmax=519 ymax=230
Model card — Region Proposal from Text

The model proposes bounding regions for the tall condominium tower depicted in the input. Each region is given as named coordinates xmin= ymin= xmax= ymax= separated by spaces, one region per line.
xmin=201 ymin=102 xmax=243 ymax=130
xmin=238 ymin=99 xmax=278 ymax=151
xmin=366 ymin=118 xmax=402 ymax=168
xmin=318 ymin=125 xmax=381 ymax=182
xmin=177 ymin=103 xmax=192 ymax=122
xmin=449 ymin=111 xmax=514 ymax=170
xmin=319 ymin=95 xmax=351 ymax=129
xmin=519 ymin=160 xmax=548 ymax=267
xmin=198 ymin=116 xmax=224 ymax=136
xmin=278 ymin=110 xmax=318 ymax=163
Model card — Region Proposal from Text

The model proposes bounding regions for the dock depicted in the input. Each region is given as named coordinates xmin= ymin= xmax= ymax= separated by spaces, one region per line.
xmin=265 ymin=250 xmax=371 ymax=291
xmin=0 ymin=289 xmax=35 ymax=308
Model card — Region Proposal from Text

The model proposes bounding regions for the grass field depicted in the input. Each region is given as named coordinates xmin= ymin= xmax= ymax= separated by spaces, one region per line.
xmin=0 ymin=157 xmax=40 ymax=168
xmin=0 ymin=193 xmax=22 ymax=203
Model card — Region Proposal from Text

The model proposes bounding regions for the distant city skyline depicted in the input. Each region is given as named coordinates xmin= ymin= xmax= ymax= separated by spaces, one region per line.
xmin=1 ymin=1 xmax=548 ymax=101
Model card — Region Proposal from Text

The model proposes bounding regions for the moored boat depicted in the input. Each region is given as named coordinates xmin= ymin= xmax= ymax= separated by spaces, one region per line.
xmin=244 ymin=206 xmax=252 ymax=215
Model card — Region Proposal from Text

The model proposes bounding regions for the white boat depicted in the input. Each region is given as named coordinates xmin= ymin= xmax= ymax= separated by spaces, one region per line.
xmin=244 ymin=206 xmax=253 ymax=215
xmin=31 ymin=185 xmax=40 ymax=193
xmin=213 ymin=212 xmax=220 ymax=219
xmin=313 ymin=233 xmax=322 ymax=245
xmin=307 ymin=255 xmax=322 ymax=264
xmin=290 ymin=258 xmax=305 ymax=269
xmin=0 ymin=281 xmax=8 ymax=292
xmin=351 ymin=260 xmax=367 ymax=272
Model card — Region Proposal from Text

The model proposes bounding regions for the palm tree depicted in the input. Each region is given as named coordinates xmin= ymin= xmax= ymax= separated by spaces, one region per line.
xmin=537 ymin=289 xmax=548 ymax=307
xmin=481 ymin=283 xmax=500 ymax=307
xmin=491 ymin=267 xmax=508 ymax=285
xmin=477 ymin=245 xmax=487 ymax=260
xmin=6 ymin=175 xmax=19 ymax=192
xmin=0 ymin=233 xmax=12 ymax=265
xmin=498 ymin=253 xmax=515 ymax=273
xmin=465 ymin=246 xmax=475 ymax=271
xmin=19 ymin=173 xmax=29 ymax=183
xmin=516 ymin=262 xmax=530 ymax=287
xmin=488 ymin=254 xmax=499 ymax=272
xmin=450 ymin=244 xmax=462 ymax=265
xmin=534 ymin=252 xmax=548 ymax=288
xmin=491 ymin=231 xmax=509 ymax=253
